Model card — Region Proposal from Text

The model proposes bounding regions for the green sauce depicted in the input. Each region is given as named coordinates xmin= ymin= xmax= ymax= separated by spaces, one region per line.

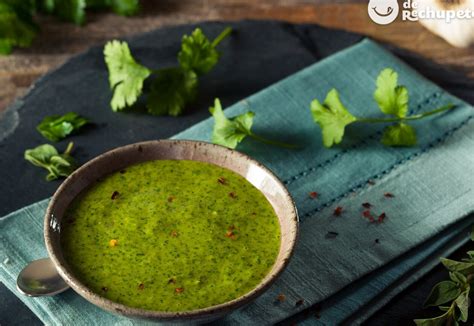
xmin=61 ymin=160 xmax=280 ymax=312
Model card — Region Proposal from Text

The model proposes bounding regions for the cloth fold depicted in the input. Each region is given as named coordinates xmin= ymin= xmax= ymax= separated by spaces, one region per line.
xmin=1 ymin=38 xmax=473 ymax=325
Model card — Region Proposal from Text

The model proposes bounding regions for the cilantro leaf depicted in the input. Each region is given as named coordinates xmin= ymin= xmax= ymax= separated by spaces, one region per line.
xmin=146 ymin=67 xmax=198 ymax=116
xmin=178 ymin=27 xmax=232 ymax=76
xmin=0 ymin=2 xmax=37 ymax=55
xmin=381 ymin=123 xmax=417 ymax=147
xmin=24 ymin=142 xmax=77 ymax=181
xmin=310 ymin=89 xmax=357 ymax=148
xmin=37 ymin=112 xmax=89 ymax=142
xmin=104 ymin=40 xmax=151 ymax=111
xmin=440 ymin=258 xmax=474 ymax=276
xmin=210 ymin=98 xmax=254 ymax=149
xmin=374 ymin=68 xmax=409 ymax=118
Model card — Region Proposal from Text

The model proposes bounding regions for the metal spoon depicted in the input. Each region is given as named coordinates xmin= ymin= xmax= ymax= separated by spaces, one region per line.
xmin=17 ymin=258 xmax=69 ymax=297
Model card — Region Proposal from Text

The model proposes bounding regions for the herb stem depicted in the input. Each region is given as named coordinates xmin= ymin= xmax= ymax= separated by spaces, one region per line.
xmin=249 ymin=133 xmax=298 ymax=149
xmin=356 ymin=104 xmax=455 ymax=124
xmin=211 ymin=27 xmax=233 ymax=48
xmin=64 ymin=142 xmax=74 ymax=155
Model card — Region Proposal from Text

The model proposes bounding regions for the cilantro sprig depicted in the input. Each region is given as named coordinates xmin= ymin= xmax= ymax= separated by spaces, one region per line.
xmin=104 ymin=27 xmax=232 ymax=116
xmin=310 ymin=68 xmax=455 ymax=148
xmin=37 ymin=112 xmax=89 ymax=142
xmin=414 ymin=226 xmax=474 ymax=325
xmin=24 ymin=142 xmax=77 ymax=181
xmin=0 ymin=0 xmax=139 ymax=55
xmin=210 ymin=98 xmax=297 ymax=149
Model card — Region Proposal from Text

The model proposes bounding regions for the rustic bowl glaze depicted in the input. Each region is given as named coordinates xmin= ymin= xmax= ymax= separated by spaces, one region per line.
xmin=44 ymin=140 xmax=299 ymax=324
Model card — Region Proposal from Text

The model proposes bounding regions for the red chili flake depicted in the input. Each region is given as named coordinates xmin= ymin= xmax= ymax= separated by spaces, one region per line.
xmin=378 ymin=212 xmax=386 ymax=223
xmin=168 ymin=278 xmax=176 ymax=284
xmin=225 ymin=230 xmax=237 ymax=240
xmin=167 ymin=196 xmax=175 ymax=203
xmin=275 ymin=294 xmax=286 ymax=303
xmin=375 ymin=238 xmax=380 ymax=244
xmin=101 ymin=286 xmax=108 ymax=292
xmin=325 ymin=231 xmax=339 ymax=239
xmin=362 ymin=210 xmax=372 ymax=218
xmin=362 ymin=202 xmax=372 ymax=209
xmin=170 ymin=230 xmax=178 ymax=237
xmin=367 ymin=179 xmax=376 ymax=185
xmin=309 ymin=191 xmax=318 ymax=199
xmin=217 ymin=177 xmax=227 ymax=185
xmin=368 ymin=216 xmax=375 ymax=223
xmin=229 ymin=192 xmax=237 ymax=199
xmin=333 ymin=206 xmax=343 ymax=216
xmin=295 ymin=299 xmax=304 ymax=307
xmin=384 ymin=192 xmax=395 ymax=198
xmin=175 ymin=287 xmax=184 ymax=294
xmin=111 ymin=191 xmax=120 ymax=200
xmin=138 ymin=283 xmax=145 ymax=290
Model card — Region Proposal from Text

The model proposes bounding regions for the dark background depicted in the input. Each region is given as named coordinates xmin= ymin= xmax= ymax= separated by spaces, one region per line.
xmin=1 ymin=21 xmax=473 ymax=325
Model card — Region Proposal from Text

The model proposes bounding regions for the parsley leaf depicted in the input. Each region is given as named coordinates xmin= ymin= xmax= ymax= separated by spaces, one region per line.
xmin=210 ymin=98 xmax=298 ymax=149
xmin=46 ymin=0 xmax=87 ymax=25
xmin=24 ymin=142 xmax=77 ymax=181
xmin=381 ymin=123 xmax=416 ymax=147
xmin=210 ymin=98 xmax=254 ymax=149
xmin=104 ymin=27 xmax=231 ymax=115
xmin=37 ymin=112 xmax=89 ymax=142
xmin=104 ymin=40 xmax=151 ymax=111
xmin=0 ymin=1 xmax=37 ymax=55
xmin=147 ymin=67 xmax=198 ymax=116
xmin=310 ymin=89 xmax=356 ymax=148
xmin=374 ymin=68 xmax=409 ymax=118
xmin=178 ymin=27 xmax=231 ymax=76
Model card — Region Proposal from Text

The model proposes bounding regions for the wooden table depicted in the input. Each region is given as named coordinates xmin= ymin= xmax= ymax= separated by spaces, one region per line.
xmin=1 ymin=1 xmax=473 ymax=325
xmin=1 ymin=0 xmax=473 ymax=114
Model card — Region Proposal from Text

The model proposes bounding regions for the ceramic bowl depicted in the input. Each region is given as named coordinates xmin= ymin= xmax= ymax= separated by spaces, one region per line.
xmin=44 ymin=140 xmax=299 ymax=324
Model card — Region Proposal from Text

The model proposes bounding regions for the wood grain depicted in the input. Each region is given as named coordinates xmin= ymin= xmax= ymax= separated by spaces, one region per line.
xmin=0 ymin=0 xmax=473 ymax=114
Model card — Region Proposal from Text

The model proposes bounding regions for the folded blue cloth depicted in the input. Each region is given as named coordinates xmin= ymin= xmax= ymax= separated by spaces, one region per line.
xmin=1 ymin=38 xmax=473 ymax=325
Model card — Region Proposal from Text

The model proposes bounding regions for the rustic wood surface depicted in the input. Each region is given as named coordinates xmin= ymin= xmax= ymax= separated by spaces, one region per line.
xmin=0 ymin=0 xmax=473 ymax=114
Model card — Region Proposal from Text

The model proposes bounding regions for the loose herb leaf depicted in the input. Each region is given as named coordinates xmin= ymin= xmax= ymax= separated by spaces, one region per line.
xmin=374 ymin=68 xmax=409 ymax=118
xmin=104 ymin=40 xmax=151 ymax=111
xmin=423 ymin=281 xmax=461 ymax=307
xmin=310 ymin=68 xmax=455 ymax=148
xmin=24 ymin=142 xmax=77 ymax=181
xmin=104 ymin=27 xmax=231 ymax=115
xmin=210 ymin=98 xmax=298 ymax=149
xmin=381 ymin=123 xmax=417 ymax=147
xmin=146 ymin=67 xmax=197 ymax=116
xmin=178 ymin=28 xmax=219 ymax=76
xmin=37 ymin=112 xmax=89 ymax=142
xmin=0 ymin=1 xmax=37 ymax=55
xmin=310 ymin=88 xmax=356 ymax=148
xmin=449 ymin=271 xmax=467 ymax=286
xmin=210 ymin=98 xmax=254 ymax=149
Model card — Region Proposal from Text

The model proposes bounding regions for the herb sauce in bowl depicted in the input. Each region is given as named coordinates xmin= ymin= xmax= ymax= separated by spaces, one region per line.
xmin=61 ymin=159 xmax=281 ymax=312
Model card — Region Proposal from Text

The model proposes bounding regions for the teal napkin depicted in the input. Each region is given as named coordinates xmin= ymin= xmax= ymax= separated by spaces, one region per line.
xmin=1 ymin=38 xmax=473 ymax=325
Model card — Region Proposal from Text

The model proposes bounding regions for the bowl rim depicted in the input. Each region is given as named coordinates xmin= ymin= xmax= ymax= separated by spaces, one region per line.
xmin=44 ymin=139 xmax=299 ymax=320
